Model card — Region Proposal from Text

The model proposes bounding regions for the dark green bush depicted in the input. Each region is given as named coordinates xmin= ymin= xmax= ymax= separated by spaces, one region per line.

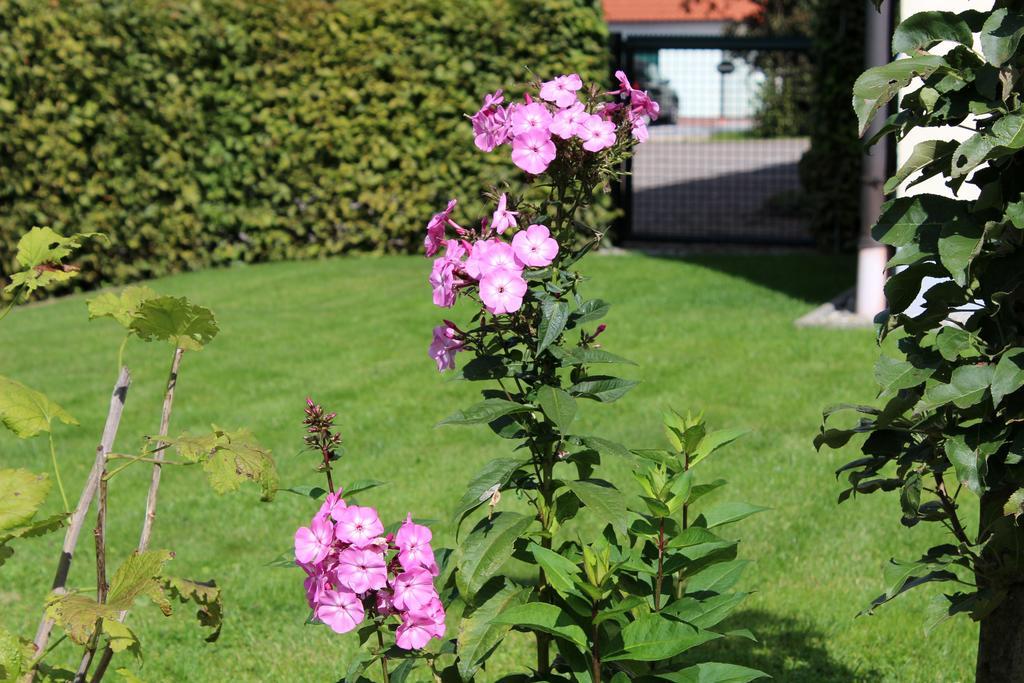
xmin=0 ymin=0 xmax=609 ymax=293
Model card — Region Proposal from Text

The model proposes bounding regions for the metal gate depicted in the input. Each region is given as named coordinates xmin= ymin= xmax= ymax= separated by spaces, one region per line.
xmin=612 ymin=35 xmax=814 ymax=246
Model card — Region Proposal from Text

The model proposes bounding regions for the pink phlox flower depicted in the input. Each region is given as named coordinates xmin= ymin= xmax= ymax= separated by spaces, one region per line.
xmin=334 ymin=505 xmax=385 ymax=547
xmin=511 ymin=224 xmax=559 ymax=268
xmin=315 ymin=588 xmax=365 ymax=634
xmin=550 ymin=102 xmax=588 ymax=139
xmin=577 ymin=114 xmax=616 ymax=152
xmin=375 ymin=588 xmax=396 ymax=616
xmin=479 ymin=267 xmax=528 ymax=315
xmin=396 ymin=613 xmax=439 ymax=650
xmin=511 ymin=129 xmax=557 ymax=175
xmin=482 ymin=89 xmax=504 ymax=108
xmin=465 ymin=240 xmax=520 ymax=280
xmin=314 ymin=491 xmax=347 ymax=524
xmin=429 ymin=322 xmax=464 ymax=372
xmin=424 ymin=199 xmax=457 ymax=257
xmin=303 ymin=570 xmax=330 ymax=609
xmin=429 ymin=240 xmax=467 ymax=309
xmin=630 ymin=113 xmax=650 ymax=143
xmin=396 ymin=514 xmax=439 ymax=574
xmin=391 ymin=567 xmax=438 ymax=613
xmin=336 ymin=547 xmax=388 ymax=594
xmin=471 ymin=104 xmax=512 ymax=152
xmin=630 ymin=89 xmax=660 ymax=120
xmin=422 ymin=597 xmax=447 ymax=637
xmin=598 ymin=102 xmax=625 ymax=120
xmin=294 ymin=515 xmax=334 ymax=565
xmin=491 ymin=193 xmax=518 ymax=234
xmin=539 ymin=74 xmax=583 ymax=108
xmin=610 ymin=70 xmax=635 ymax=97
xmin=510 ymin=102 xmax=553 ymax=137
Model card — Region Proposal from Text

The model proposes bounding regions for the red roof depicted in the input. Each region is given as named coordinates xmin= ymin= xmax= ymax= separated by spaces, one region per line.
xmin=602 ymin=0 xmax=761 ymax=23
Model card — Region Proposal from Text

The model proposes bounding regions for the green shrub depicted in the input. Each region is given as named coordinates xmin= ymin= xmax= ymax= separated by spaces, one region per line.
xmin=0 ymin=0 xmax=608 ymax=294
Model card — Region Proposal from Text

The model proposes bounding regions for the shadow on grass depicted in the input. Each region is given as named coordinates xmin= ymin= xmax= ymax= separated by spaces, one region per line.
xmin=650 ymin=253 xmax=857 ymax=305
xmin=684 ymin=609 xmax=882 ymax=683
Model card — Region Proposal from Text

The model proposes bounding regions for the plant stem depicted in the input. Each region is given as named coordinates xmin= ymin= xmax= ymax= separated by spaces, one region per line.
xmin=137 ymin=347 xmax=184 ymax=551
xmin=376 ymin=630 xmax=390 ymax=683
xmin=676 ymin=451 xmax=691 ymax=601
xmin=0 ymin=285 xmax=24 ymax=323
xmin=48 ymin=431 xmax=70 ymax=513
xmin=590 ymin=603 xmax=602 ymax=683
xmin=536 ymin=442 xmax=555 ymax=677
xmin=320 ymin=445 xmax=335 ymax=493
xmin=92 ymin=349 xmax=183 ymax=682
xmin=74 ymin=455 xmax=110 ymax=682
xmin=31 ymin=369 xmax=131 ymax=674
xmin=115 ymin=335 xmax=129 ymax=377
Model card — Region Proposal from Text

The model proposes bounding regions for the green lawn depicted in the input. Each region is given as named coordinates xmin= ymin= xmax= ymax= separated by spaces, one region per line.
xmin=0 ymin=253 xmax=975 ymax=681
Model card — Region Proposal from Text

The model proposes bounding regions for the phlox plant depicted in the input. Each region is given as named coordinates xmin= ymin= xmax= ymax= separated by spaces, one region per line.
xmin=289 ymin=400 xmax=447 ymax=682
xmin=0 ymin=228 xmax=278 ymax=682
xmin=419 ymin=73 xmax=767 ymax=683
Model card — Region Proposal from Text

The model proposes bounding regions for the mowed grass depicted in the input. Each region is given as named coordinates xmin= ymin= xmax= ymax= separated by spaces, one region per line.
xmin=0 ymin=252 xmax=975 ymax=681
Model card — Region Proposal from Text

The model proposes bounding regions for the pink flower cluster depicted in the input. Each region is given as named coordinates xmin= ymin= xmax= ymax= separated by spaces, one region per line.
xmin=294 ymin=492 xmax=445 ymax=650
xmin=426 ymin=194 xmax=559 ymax=322
xmin=609 ymin=70 xmax=660 ymax=143
xmin=470 ymin=73 xmax=622 ymax=175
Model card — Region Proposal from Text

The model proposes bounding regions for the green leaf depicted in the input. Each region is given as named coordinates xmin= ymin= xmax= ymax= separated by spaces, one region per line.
xmin=874 ymin=355 xmax=933 ymax=392
xmin=87 ymin=286 xmax=159 ymax=328
xmin=0 ymin=627 xmax=33 ymax=682
xmin=129 ymin=296 xmax=219 ymax=351
xmin=550 ymin=347 xmax=636 ymax=366
xmin=490 ymin=602 xmax=587 ymax=649
xmin=569 ymin=376 xmax=638 ymax=403
xmin=282 ymin=485 xmax=328 ymax=499
xmin=667 ymin=527 xmax=737 ymax=561
xmin=537 ymin=386 xmax=576 ymax=434
xmin=107 ymin=549 xmax=174 ymax=612
xmin=662 ymin=592 xmax=749 ymax=630
xmin=343 ymin=479 xmax=385 ymax=498
xmin=651 ymin=662 xmax=768 ymax=683
xmin=456 ymin=512 xmax=534 ymax=596
xmin=0 ymin=375 xmax=77 ymax=439
xmin=694 ymin=502 xmax=767 ymax=529
xmin=981 ymin=8 xmax=1024 ymax=66
xmin=1004 ymin=489 xmax=1024 ymax=521
xmin=572 ymin=299 xmax=610 ymax=326
xmin=873 ymin=195 xmax=969 ymax=248
xmin=169 ymin=427 xmax=278 ymax=500
xmin=605 ymin=613 xmax=720 ymax=662
xmin=919 ymin=364 xmax=995 ymax=411
xmin=852 ymin=55 xmax=944 ymax=135
xmin=938 ymin=221 xmax=984 ymax=286
xmin=884 ymin=139 xmax=958 ymax=194
xmin=945 ymin=435 xmax=986 ymax=496
xmin=952 ymin=113 xmax=1024 ymax=179
xmin=102 ymin=620 xmax=140 ymax=658
xmin=892 ymin=11 xmax=974 ymax=55
xmin=4 ymin=227 xmax=102 ymax=294
xmin=691 ymin=429 xmax=746 ymax=468
xmin=538 ymin=300 xmax=569 ymax=354
xmin=0 ymin=469 xmax=51 ymax=531
xmin=452 ymin=458 xmax=527 ymax=530
xmin=457 ymin=583 xmax=531 ymax=681
xmin=992 ymin=349 xmax=1024 ymax=407
xmin=438 ymin=399 xmax=532 ymax=426
xmin=686 ymin=560 xmax=750 ymax=595
xmin=528 ymin=542 xmax=582 ymax=600
xmin=567 ymin=480 xmax=629 ymax=534
xmin=162 ymin=576 xmax=223 ymax=642
xmin=578 ymin=436 xmax=634 ymax=461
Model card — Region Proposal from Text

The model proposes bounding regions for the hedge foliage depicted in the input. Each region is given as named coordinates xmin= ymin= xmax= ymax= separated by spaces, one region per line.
xmin=0 ymin=0 xmax=609 ymax=293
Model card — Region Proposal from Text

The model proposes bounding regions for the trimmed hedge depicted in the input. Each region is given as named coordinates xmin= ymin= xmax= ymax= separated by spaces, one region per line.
xmin=0 ymin=0 xmax=609 ymax=292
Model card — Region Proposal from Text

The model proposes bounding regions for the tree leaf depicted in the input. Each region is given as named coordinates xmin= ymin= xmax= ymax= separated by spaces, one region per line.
xmin=456 ymin=512 xmax=534 ymax=596
xmin=107 ymin=549 xmax=175 ymax=612
xmin=567 ymin=480 xmax=629 ymax=534
xmin=438 ymin=399 xmax=532 ymax=426
xmin=569 ymin=376 xmax=638 ymax=403
xmin=87 ymin=286 xmax=159 ymax=328
xmin=690 ymin=429 xmax=746 ymax=468
xmin=872 ymin=195 xmax=969 ymax=247
xmin=952 ymin=113 xmax=1024 ymax=179
xmin=129 ymin=296 xmax=219 ymax=351
xmin=456 ymin=583 xmax=531 ymax=681
xmin=605 ymin=613 xmax=720 ymax=662
xmin=892 ymin=11 xmax=974 ymax=55
xmin=536 ymin=386 xmax=576 ymax=434
xmin=686 ymin=560 xmax=750 ymax=596
xmin=452 ymin=458 xmax=527 ymax=531
xmin=0 ymin=375 xmax=77 ymax=439
xmin=661 ymin=592 xmax=749 ymax=630
xmin=919 ymin=364 xmax=995 ymax=411
xmin=992 ymin=349 xmax=1024 ymax=407
xmin=884 ymin=139 xmax=958 ymax=194
xmin=538 ymin=300 xmax=569 ymax=354
xmin=0 ymin=469 xmax=51 ymax=531
xmin=490 ymin=602 xmax=587 ymax=649
xmin=874 ymin=355 xmax=933 ymax=392
xmin=4 ymin=227 xmax=102 ymax=294
xmin=852 ymin=55 xmax=944 ymax=135
xmin=981 ymin=8 xmax=1024 ymax=66
xmin=162 ymin=576 xmax=223 ymax=642
xmin=694 ymin=502 xmax=767 ymax=529
xmin=945 ymin=435 xmax=986 ymax=496
xmin=169 ymin=427 xmax=278 ymax=500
